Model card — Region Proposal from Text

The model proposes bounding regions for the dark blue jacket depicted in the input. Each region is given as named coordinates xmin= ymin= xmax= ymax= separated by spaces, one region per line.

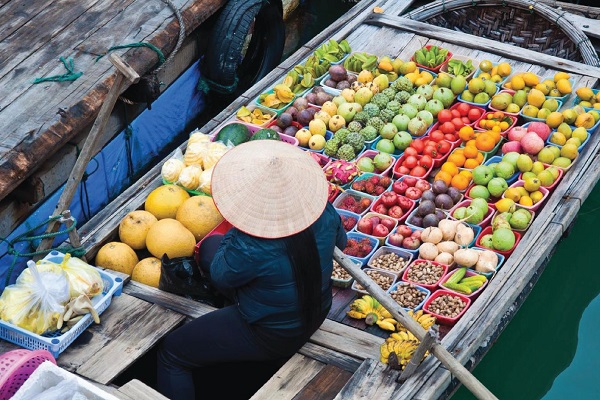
xmin=210 ymin=202 xmax=347 ymax=330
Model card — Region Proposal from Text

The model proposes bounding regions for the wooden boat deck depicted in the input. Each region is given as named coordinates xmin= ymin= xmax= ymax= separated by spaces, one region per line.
xmin=0 ymin=0 xmax=227 ymax=238
xmin=2 ymin=0 xmax=600 ymax=398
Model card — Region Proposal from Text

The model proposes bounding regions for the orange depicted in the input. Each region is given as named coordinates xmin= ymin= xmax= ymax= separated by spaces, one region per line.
xmin=459 ymin=169 xmax=473 ymax=180
xmin=487 ymin=129 xmax=501 ymax=144
xmin=475 ymin=133 xmax=495 ymax=151
xmin=464 ymin=158 xmax=480 ymax=169
xmin=448 ymin=153 xmax=466 ymax=167
xmin=451 ymin=174 xmax=470 ymax=191
xmin=441 ymin=162 xmax=459 ymax=177
xmin=435 ymin=170 xmax=453 ymax=186
xmin=466 ymin=139 xmax=477 ymax=148
xmin=463 ymin=145 xmax=479 ymax=159
xmin=475 ymin=152 xmax=485 ymax=164
xmin=459 ymin=126 xmax=476 ymax=142
xmin=453 ymin=148 xmax=465 ymax=155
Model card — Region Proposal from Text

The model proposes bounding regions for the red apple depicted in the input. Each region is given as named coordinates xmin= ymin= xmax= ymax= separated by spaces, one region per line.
xmin=392 ymin=180 xmax=408 ymax=195
xmin=388 ymin=206 xmax=404 ymax=219
xmin=369 ymin=215 xmax=381 ymax=227
xmin=402 ymin=236 xmax=420 ymax=250
xmin=372 ymin=224 xmax=390 ymax=237
xmin=387 ymin=232 xmax=405 ymax=247
xmin=397 ymin=225 xmax=413 ymax=237
xmin=380 ymin=217 xmax=396 ymax=231
xmin=415 ymin=179 xmax=431 ymax=192
xmin=380 ymin=192 xmax=398 ymax=207
xmin=405 ymin=187 xmax=422 ymax=200
xmin=403 ymin=176 xmax=418 ymax=187
xmin=411 ymin=230 xmax=422 ymax=240
xmin=357 ymin=218 xmax=373 ymax=235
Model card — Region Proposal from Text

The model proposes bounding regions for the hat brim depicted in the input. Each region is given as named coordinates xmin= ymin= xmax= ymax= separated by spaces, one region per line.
xmin=211 ymin=140 xmax=329 ymax=238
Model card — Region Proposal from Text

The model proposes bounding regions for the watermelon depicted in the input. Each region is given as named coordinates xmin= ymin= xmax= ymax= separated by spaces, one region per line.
xmin=250 ymin=128 xmax=281 ymax=141
xmin=215 ymin=123 xmax=251 ymax=146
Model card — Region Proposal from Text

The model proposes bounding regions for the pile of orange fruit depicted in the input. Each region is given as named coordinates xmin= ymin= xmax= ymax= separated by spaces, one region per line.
xmin=434 ymin=162 xmax=473 ymax=191
xmin=476 ymin=111 xmax=514 ymax=133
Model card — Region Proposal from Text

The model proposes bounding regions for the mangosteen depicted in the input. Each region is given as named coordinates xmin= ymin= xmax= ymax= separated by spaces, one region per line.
xmin=347 ymin=74 xmax=357 ymax=84
xmin=285 ymin=107 xmax=298 ymax=120
xmin=276 ymin=113 xmax=293 ymax=129
xmin=447 ymin=187 xmax=462 ymax=204
xmin=306 ymin=107 xmax=318 ymax=118
xmin=421 ymin=190 xmax=436 ymax=202
xmin=422 ymin=214 xmax=441 ymax=228
xmin=417 ymin=199 xmax=435 ymax=217
xmin=329 ymin=65 xmax=348 ymax=82
xmin=296 ymin=109 xmax=313 ymax=126
xmin=270 ymin=125 xmax=283 ymax=133
xmin=283 ymin=125 xmax=299 ymax=136
xmin=294 ymin=97 xmax=309 ymax=110
xmin=312 ymin=86 xmax=324 ymax=94
xmin=435 ymin=209 xmax=447 ymax=221
xmin=315 ymin=92 xmax=332 ymax=106
xmin=409 ymin=215 xmax=423 ymax=227
xmin=432 ymin=180 xmax=448 ymax=195
xmin=324 ymin=79 xmax=337 ymax=88
xmin=336 ymin=81 xmax=351 ymax=90
xmin=434 ymin=194 xmax=454 ymax=210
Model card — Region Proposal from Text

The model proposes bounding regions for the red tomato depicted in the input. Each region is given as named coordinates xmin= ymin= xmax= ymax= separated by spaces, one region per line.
xmin=440 ymin=121 xmax=456 ymax=135
xmin=444 ymin=133 xmax=457 ymax=141
xmin=398 ymin=165 xmax=410 ymax=175
xmin=437 ymin=109 xmax=453 ymax=124
xmin=410 ymin=139 xmax=425 ymax=154
xmin=461 ymin=116 xmax=471 ymax=125
xmin=438 ymin=140 xmax=451 ymax=154
xmin=404 ymin=146 xmax=418 ymax=157
xmin=430 ymin=129 xmax=445 ymax=142
xmin=450 ymin=109 xmax=461 ymax=119
xmin=420 ymin=155 xmax=433 ymax=168
xmin=455 ymin=102 xmax=471 ymax=117
xmin=410 ymin=166 xmax=427 ymax=177
xmin=451 ymin=117 xmax=465 ymax=130
xmin=423 ymin=145 xmax=438 ymax=158
xmin=468 ymin=108 xmax=483 ymax=122
xmin=403 ymin=155 xmax=418 ymax=169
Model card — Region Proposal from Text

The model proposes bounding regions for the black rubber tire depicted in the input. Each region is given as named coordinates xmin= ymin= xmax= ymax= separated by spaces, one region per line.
xmin=203 ymin=0 xmax=285 ymax=96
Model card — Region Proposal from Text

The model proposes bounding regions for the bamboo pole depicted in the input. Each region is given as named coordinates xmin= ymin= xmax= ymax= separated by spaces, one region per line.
xmin=333 ymin=247 xmax=498 ymax=400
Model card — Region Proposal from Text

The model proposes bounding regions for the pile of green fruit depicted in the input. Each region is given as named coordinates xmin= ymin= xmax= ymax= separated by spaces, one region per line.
xmin=412 ymin=46 xmax=449 ymax=69
xmin=314 ymin=39 xmax=351 ymax=63
xmin=445 ymin=58 xmax=476 ymax=77
xmin=344 ymin=52 xmax=378 ymax=72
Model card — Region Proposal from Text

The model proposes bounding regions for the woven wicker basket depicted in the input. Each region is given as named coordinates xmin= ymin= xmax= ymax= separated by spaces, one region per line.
xmin=404 ymin=0 xmax=600 ymax=66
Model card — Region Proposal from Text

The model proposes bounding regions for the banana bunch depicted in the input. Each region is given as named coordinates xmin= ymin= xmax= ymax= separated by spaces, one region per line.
xmin=281 ymin=70 xmax=315 ymax=94
xmin=293 ymin=55 xmax=330 ymax=80
xmin=344 ymin=52 xmax=378 ymax=73
xmin=413 ymin=45 xmax=449 ymax=68
xmin=347 ymin=295 xmax=399 ymax=331
xmin=314 ymin=39 xmax=351 ymax=63
xmin=443 ymin=267 xmax=487 ymax=295
xmin=446 ymin=59 xmax=475 ymax=77
xmin=380 ymin=330 xmax=422 ymax=368
xmin=396 ymin=309 xmax=437 ymax=332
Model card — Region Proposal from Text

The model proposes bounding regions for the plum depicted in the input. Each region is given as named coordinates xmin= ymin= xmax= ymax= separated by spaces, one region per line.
xmin=296 ymin=109 xmax=313 ymax=126
xmin=324 ymin=79 xmax=337 ymax=88
xmin=277 ymin=113 xmax=293 ymax=129
xmin=409 ymin=215 xmax=423 ymax=227
xmin=283 ymin=125 xmax=299 ymax=136
xmin=432 ymin=180 xmax=448 ymax=195
xmin=435 ymin=209 xmax=446 ymax=221
xmin=293 ymin=97 xmax=308 ymax=110
xmin=336 ymin=81 xmax=351 ymax=90
xmin=417 ymin=199 xmax=436 ymax=217
xmin=304 ymin=93 xmax=317 ymax=105
xmin=434 ymin=194 xmax=454 ymax=210
xmin=329 ymin=65 xmax=348 ymax=82
xmin=421 ymin=190 xmax=436 ymax=202
xmin=447 ymin=187 xmax=462 ymax=204
xmin=422 ymin=214 xmax=441 ymax=228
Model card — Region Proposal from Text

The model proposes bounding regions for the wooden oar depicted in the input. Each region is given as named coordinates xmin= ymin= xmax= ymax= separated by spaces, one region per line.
xmin=333 ymin=247 xmax=498 ymax=400
xmin=35 ymin=54 xmax=140 ymax=260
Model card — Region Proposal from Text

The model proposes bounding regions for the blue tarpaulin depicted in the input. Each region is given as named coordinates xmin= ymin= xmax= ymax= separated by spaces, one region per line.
xmin=0 ymin=60 xmax=205 ymax=290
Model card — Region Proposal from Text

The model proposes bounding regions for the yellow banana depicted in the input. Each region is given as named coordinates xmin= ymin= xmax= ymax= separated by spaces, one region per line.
xmin=376 ymin=319 xmax=397 ymax=332
xmin=346 ymin=310 xmax=367 ymax=319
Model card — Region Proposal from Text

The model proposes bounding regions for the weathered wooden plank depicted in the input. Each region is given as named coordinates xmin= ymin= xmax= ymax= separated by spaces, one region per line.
xmin=311 ymin=319 xmax=381 ymax=361
xmin=298 ymin=342 xmax=363 ymax=373
xmin=366 ymin=13 xmax=600 ymax=78
xmin=333 ymin=358 xmax=400 ymax=400
xmin=118 ymin=379 xmax=169 ymax=400
xmin=251 ymin=353 xmax=325 ymax=400
xmin=292 ymin=364 xmax=353 ymax=400
xmin=0 ymin=0 xmax=56 ymax=42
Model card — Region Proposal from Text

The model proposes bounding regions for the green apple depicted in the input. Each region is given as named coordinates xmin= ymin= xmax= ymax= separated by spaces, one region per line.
xmin=472 ymin=165 xmax=494 ymax=185
xmin=469 ymin=185 xmax=490 ymax=201
xmin=494 ymin=161 xmax=515 ymax=180
xmin=492 ymin=228 xmax=516 ymax=251
xmin=487 ymin=177 xmax=508 ymax=198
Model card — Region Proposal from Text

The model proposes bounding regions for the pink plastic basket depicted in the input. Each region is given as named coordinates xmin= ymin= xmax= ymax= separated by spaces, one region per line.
xmin=0 ymin=349 xmax=56 ymax=399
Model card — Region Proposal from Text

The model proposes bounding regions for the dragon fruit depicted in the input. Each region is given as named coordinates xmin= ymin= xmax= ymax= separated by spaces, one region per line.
xmin=323 ymin=160 xmax=360 ymax=185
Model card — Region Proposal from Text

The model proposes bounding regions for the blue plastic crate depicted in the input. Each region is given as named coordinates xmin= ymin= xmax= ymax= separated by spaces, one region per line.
xmin=343 ymin=231 xmax=379 ymax=266
xmin=387 ymin=281 xmax=430 ymax=312
xmin=0 ymin=251 xmax=124 ymax=358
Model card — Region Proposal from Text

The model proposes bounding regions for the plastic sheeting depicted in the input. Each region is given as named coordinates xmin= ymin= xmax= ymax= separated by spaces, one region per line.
xmin=0 ymin=60 xmax=205 ymax=290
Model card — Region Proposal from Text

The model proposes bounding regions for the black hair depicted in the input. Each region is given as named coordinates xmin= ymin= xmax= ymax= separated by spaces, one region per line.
xmin=284 ymin=227 xmax=322 ymax=331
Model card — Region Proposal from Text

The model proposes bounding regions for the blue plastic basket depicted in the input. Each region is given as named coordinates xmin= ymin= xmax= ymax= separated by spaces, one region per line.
xmin=574 ymin=88 xmax=600 ymax=112
xmin=484 ymin=155 xmax=519 ymax=185
xmin=0 ymin=251 xmax=124 ymax=358
xmin=343 ymin=232 xmax=379 ymax=266
xmin=387 ymin=282 xmax=430 ymax=312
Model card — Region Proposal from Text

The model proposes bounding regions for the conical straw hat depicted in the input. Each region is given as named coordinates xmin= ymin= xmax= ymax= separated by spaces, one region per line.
xmin=211 ymin=140 xmax=329 ymax=238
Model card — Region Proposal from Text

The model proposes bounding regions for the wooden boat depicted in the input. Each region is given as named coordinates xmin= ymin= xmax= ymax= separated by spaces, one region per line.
xmin=1 ymin=0 xmax=600 ymax=398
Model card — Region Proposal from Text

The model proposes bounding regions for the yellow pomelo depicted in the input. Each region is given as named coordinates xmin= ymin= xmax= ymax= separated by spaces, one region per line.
xmin=176 ymin=196 xmax=224 ymax=242
xmin=119 ymin=210 xmax=158 ymax=250
xmin=145 ymin=184 xmax=191 ymax=220
xmin=146 ymin=218 xmax=196 ymax=259
xmin=131 ymin=257 xmax=162 ymax=288
xmin=95 ymin=242 xmax=139 ymax=275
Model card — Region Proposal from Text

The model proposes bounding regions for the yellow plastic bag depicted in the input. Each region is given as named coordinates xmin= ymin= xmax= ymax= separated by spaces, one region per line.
xmin=37 ymin=254 xmax=103 ymax=298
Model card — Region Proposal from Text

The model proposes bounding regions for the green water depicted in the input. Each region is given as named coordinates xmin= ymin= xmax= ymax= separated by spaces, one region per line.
xmin=453 ymin=182 xmax=600 ymax=400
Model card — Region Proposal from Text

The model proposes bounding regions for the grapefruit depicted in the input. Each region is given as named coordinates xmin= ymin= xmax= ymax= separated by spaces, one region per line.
xmin=131 ymin=257 xmax=162 ymax=288
xmin=176 ymin=196 xmax=224 ymax=241
xmin=95 ymin=242 xmax=139 ymax=275
xmin=144 ymin=184 xmax=190 ymax=220
xmin=146 ymin=218 xmax=196 ymax=259
xmin=118 ymin=210 xmax=158 ymax=250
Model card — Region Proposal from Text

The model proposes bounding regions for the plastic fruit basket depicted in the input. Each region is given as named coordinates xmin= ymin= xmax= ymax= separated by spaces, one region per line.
xmin=484 ymin=155 xmax=519 ymax=185
xmin=253 ymin=89 xmax=295 ymax=115
xmin=210 ymin=121 xmax=299 ymax=146
xmin=351 ymin=172 xmax=393 ymax=194
xmin=405 ymin=207 xmax=449 ymax=231
xmin=423 ymin=289 xmax=471 ymax=326
xmin=333 ymin=189 xmax=376 ymax=216
xmin=232 ymin=104 xmax=277 ymax=128
xmin=331 ymin=257 xmax=361 ymax=289
xmin=439 ymin=268 xmax=489 ymax=299
xmin=401 ymin=259 xmax=448 ymax=292
xmin=384 ymin=225 xmax=423 ymax=258
xmin=367 ymin=246 xmax=414 ymax=277
xmin=504 ymin=180 xmax=550 ymax=212
xmin=449 ymin=199 xmax=495 ymax=229
xmin=343 ymin=231 xmax=379 ymax=266
xmin=0 ymin=251 xmax=124 ymax=358
xmin=387 ymin=282 xmax=431 ymax=312
xmin=544 ymin=77 xmax=574 ymax=103
xmin=464 ymin=183 xmax=502 ymax=207
xmin=354 ymin=211 xmax=398 ymax=246
xmin=574 ymin=88 xmax=600 ymax=112
xmin=355 ymin=150 xmax=395 ymax=176
xmin=518 ymin=100 xmax=564 ymax=124
xmin=518 ymin=164 xmax=564 ymax=192
xmin=411 ymin=45 xmax=453 ymax=73
xmin=467 ymin=247 xmax=506 ymax=280
xmin=448 ymin=103 xmax=487 ymax=127
xmin=351 ymin=268 xmax=397 ymax=296
xmin=488 ymin=90 xmax=520 ymax=116
xmin=336 ymin=208 xmax=361 ymax=232
xmin=299 ymin=129 xmax=333 ymax=153
xmin=474 ymin=68 xmax=509 ymax=87
xmin=474 ymin=112 xmax=517 ymax=135
xmin=369 ymin=195 xmax=416 ymax=225
xmin=439 ymin=54 xmax=479 ymax=80
xmin=0 ymin=349 xmax=56 ymax=400
xmin=475 ymin=225 xmax=522 ymax=258
xmin=392 ymin=154 xmax=433 ymax=180
xmin=546 ymin=131 xmax=590 ymax=154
